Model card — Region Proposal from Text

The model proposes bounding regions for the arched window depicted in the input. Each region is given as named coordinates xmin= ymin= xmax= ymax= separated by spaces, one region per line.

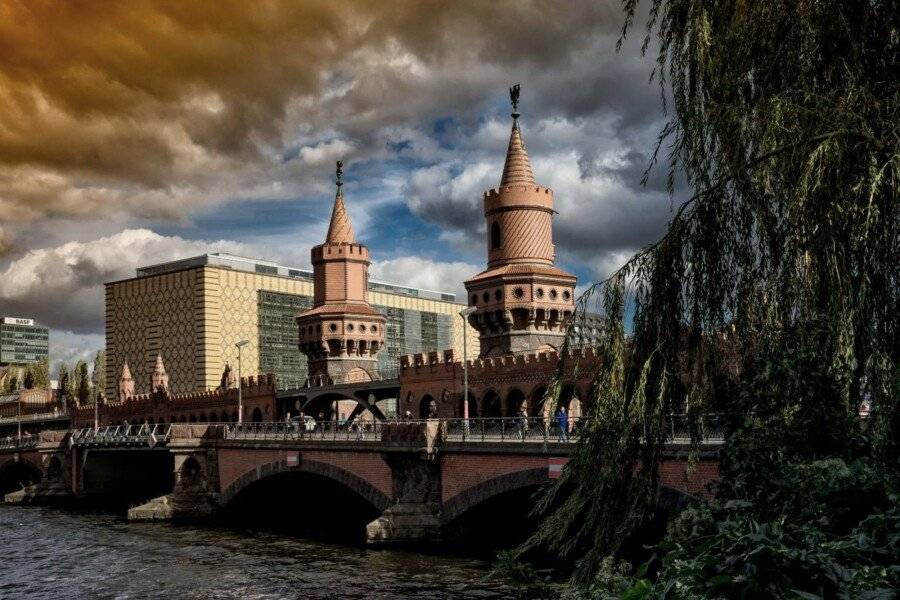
xmin=491 ymin=221 xmax=501 ymax=249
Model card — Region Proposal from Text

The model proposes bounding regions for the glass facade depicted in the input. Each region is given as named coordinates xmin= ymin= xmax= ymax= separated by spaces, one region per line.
xmin=257 ymin=291 xmax=451 ymax=386
xmin=0 ymin=321 xmax=49 ymax=365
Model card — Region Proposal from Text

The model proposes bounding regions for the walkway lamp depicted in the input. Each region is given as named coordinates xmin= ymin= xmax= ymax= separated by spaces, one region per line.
xmin=459 ymin=307 xmax=477 ymax=436
xmin=235 ymin=340 xmax=250 ymax=424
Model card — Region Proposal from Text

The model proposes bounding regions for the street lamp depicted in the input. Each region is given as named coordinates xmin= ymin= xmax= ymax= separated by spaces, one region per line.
xmin=235 ymin=340 xmax=250 ymax=424
xmin=459 ymin=307 xmax=477 ymax=434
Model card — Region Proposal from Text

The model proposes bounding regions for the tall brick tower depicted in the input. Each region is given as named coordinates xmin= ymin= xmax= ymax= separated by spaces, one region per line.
xmin=464 ymin=85 xmax=576 ymax=357
xmin=297 ymin=162 xmax=386 ymax=384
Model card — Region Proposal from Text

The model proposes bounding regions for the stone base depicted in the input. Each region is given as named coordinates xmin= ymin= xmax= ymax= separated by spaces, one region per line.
xmin=366 ymin=503 xmax=442 ymax=546
xmin=4 ymin=482 xmax=74 ymax=505
xmin=127 ymin=492 xmax=219 ymax=522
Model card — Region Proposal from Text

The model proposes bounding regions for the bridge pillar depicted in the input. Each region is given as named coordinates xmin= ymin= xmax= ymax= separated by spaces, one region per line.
xmin=128 ymin=435 xmax=221 ymax=521
xmin=366 ymin=420 xmax=444 ymax=545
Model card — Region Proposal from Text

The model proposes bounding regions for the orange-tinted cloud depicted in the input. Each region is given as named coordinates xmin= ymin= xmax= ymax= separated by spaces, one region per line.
xmin=0 ymin=0 xmax=620 ymax=253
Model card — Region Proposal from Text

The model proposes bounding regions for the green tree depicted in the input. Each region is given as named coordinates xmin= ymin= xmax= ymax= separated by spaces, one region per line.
xmin=73 ymin=360 xmax=90 ymax=405
xmin=529 ymin=0 xmax=899 ymax=590
xmin=22 ymin=369 xmax=34 ymax=389
xmin=91 ymin=350 xmax=106 ymax=403
xmin=56 ymin=363 xmax=72 ymax=403
xmin=6 ymin=374 xmax=18 ymax=393
xmin=28 ymin=358 xmax=50 ymax=389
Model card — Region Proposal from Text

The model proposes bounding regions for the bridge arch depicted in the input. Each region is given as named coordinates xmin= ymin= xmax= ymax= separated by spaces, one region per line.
xmin=441 ymin=467 xmax=548 ymax=525
xmin=0 ymin=457 xmax=43 ymax=496
xmin=219 ymin=457 xmax=391 ymax=512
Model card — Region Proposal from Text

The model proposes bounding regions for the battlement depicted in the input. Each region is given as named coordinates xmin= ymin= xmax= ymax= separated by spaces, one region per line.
xmin=311 ymin=243 xmax=370 ymax=262
xmin=399 ymin=346 xmax=600 ymax=378
xmin=483 ymin=185 xmax=552 ymax=198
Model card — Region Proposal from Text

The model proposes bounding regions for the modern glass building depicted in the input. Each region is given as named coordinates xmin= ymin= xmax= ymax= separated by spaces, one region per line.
xmin=105 ymin=253 xmax=476 ymax=397
xmin=0 ymin=317 xmax=49 ymax=366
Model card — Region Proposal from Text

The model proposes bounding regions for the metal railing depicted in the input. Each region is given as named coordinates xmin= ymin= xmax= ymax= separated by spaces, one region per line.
xmin=224 ymin=420 xmax=388 ymax=442
xmin=0 ymin=409 xmax=68 ymax=425
xmin=0 ymin=435 xmax=38 ymax=450
xmin=70 ymin=423 xmax=173 ymax=447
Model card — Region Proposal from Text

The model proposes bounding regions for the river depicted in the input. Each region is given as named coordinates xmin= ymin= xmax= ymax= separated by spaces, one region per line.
xmin=0 ymin=505 xmax=520 ymax=599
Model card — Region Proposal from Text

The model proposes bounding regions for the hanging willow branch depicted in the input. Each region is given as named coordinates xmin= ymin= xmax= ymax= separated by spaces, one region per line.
xmin=527 ymin=0 xmax=899 ymax=584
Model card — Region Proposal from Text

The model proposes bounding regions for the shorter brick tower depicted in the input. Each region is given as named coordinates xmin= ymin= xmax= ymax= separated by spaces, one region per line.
xmin=296 ymin=162 xmax=386 ymax=385
xmin=464 ymin=85 xmax=577 ymax=357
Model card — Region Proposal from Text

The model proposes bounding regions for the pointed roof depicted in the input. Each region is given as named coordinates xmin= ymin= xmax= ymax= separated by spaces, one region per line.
xmin=500 ymin=97 xmax=535 ymax=187
xmin=120 ymin=361 xmax=133 ymax=381
xmin=325 ymin=160 xmax=355 ymax=244
xmin=325 ymin=193 xmax=355 ymax=244
xmin=153 ymin=354 xmax=166 ymax=374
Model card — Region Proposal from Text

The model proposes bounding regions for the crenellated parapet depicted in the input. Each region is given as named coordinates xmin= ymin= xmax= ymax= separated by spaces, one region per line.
xmin=72 ymin=370 xmax=277 ymax=427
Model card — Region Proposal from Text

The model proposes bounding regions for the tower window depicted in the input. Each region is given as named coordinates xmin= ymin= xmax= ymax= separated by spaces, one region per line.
xmin=491 ymin=221 xmax=502 ymax=250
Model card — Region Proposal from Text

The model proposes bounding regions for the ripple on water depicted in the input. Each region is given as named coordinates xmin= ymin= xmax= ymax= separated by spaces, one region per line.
xmin=0 ymin=505 xmax=517 ymax=600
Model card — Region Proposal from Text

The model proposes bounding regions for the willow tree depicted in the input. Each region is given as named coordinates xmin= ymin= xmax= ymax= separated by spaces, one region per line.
xmin=530 ymin=0 xmax=899 ymax=584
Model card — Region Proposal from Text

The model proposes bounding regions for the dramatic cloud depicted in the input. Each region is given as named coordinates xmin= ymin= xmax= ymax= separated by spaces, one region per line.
xmin=0 ymin=229 xmax=254 ymax=334
xmin=371 ymin=257 xmax=481 ymax=301
xmin=0 ymin=1 xmax=678 ymax=362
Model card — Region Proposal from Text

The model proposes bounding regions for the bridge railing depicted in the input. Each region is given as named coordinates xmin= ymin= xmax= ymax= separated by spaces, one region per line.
xmin=223 ymin=420 xmax=389 ymax=442
xmin=70 ymin=423 xmax=173 ymax=447
xmin=0 ymin=435 xmax=39 ymax=450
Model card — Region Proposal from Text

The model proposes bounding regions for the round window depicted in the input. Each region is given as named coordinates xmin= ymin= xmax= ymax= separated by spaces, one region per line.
xmin=494 ymin=289 xmax=502 ymax=301
xmin=563 ymin=290 xmax=571 ymax=300
xmin=347 ymin=323 xmax=354 ymax=332
xmin=370 ymin=325 xmax=377 ymax=333
xmin=329 ymin=323 xmax=337 ymax=333
xmin=536 ymin=288 xmax=544 ymax=298
xmin=360 ymin=324 xmax=367 ymax=333
xmin=550 ymin=289 xmax=558 ymax=300
xmin=513 ymin=287 xmax=524 ymax=299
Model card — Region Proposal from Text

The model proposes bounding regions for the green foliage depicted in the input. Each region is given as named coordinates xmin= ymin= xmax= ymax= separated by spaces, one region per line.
xmin=56 ymin=363 xmax=72 ymax=402
xmin=73 ymin=360 xmax=90 ymax=405
xmin=529 ymin=0 xmax=899 ymax=589
xmin=27 ymin=358 xmax=50 ymax=389
xmin=91 ymin=350 xmax=105 ymax=403
xmin=6 ymin=374 xmax=18 ymax=393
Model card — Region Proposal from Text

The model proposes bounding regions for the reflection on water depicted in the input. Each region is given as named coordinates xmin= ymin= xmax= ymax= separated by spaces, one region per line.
xmin=0 ymin=505 xmax=518 ymax=599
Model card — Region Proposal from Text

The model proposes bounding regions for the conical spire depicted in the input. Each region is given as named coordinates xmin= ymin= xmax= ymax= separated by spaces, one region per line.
xmin=500 ymin=84 xmax=535 ymax=187
xmin=119 ymin=361 xmax=134 ymax=401
xmin=325 ymin=160 xmax=355 ymax=244
xmin=151 ymin=354 xmax=169 ymax=393
xmin=121 ymin=361 xmax=133 ymax=381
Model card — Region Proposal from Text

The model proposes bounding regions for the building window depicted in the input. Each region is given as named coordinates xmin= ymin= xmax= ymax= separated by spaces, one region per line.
xmin=513 ymin=287 xmax=524 ymax=299
xmin=491 ymin=221 xmax=501 ymax=250
xmin=536 ymin=287 xmax=544 ymax=298
xmin=471 ymin=294 xmax=478 ymax=305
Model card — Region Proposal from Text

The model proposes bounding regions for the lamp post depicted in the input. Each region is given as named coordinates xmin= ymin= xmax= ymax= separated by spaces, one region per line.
xmin=459 ymin=307 xmax=477 ymax=436
xmin=235 ymin=340 xmax=249 ymax=424
xmin=17 ymin=390 xmax=22 ymax=442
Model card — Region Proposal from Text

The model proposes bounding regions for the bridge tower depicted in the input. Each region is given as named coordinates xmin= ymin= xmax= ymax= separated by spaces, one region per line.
xmin=464 ymin=85 xmax=577 ymax=357
xmin=296 ymin=162 xmax=386 ymax=386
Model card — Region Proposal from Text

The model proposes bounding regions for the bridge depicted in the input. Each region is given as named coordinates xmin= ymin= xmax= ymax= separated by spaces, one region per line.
xmin=0 ymin=417 xmax=722 ymax=545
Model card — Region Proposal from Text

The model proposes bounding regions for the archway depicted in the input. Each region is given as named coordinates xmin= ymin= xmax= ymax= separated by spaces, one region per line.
xmin=481 ymin=390 xmax=502 ymax=419
xmin=0 ymin=459 xmax=42 ymax=496
xmin=505 ymin=388 xmax=526 ymax=417
xmin=441 ymin=467 xmax=548 ymax=550
xmin=220 ymin=458 xmax=389 ymax=542
xmin=458 ymin=394 xmax=478 ymax=419
xmin=418 ymin=394 xmax=435 ymax=419
xmin=530 ymin=386 xmax=547 ymax=417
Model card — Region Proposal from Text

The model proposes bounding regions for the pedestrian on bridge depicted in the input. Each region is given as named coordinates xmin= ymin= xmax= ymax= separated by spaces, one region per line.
xmin=555 ymin=406 xmax=568 ymax=443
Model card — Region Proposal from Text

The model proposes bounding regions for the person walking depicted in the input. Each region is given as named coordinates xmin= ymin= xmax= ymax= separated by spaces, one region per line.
xmin=516 ymin=409 xmax=528 ymax=441
xmin=555 ymin=406 xmax=568 ymax=442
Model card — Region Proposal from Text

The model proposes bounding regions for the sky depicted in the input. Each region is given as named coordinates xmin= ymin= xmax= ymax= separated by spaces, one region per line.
xmin=0 ymin=0 xmax=677 ymax=370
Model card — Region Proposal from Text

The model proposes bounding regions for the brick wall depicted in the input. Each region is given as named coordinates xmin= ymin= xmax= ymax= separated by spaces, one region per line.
xmin=440 ymin=453 xmax=549 ymax=503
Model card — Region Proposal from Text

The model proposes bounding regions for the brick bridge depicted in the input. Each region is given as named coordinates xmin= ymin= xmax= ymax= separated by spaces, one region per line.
xmin=0 ymin=419 xmax=721 ymax=545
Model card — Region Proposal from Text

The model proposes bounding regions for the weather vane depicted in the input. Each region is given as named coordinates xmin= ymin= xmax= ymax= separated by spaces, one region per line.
xmin=509 ymin=83 xmax=521 ymax=117
xmin=335 ymin=160 xmax=343 ymax=189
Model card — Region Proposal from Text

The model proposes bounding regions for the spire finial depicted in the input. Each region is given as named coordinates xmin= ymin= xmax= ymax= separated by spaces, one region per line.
xmin=509 ymin=83 xmax=521 ymax=121
xmin=335 ymin=160 xmax=344 ymax=196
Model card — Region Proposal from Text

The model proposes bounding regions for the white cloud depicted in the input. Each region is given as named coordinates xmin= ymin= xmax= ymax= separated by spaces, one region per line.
xmin=371 ymin=256 xmax=480 ymax=301
xmin=0 ymin=229 xmax=255 ymax=333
